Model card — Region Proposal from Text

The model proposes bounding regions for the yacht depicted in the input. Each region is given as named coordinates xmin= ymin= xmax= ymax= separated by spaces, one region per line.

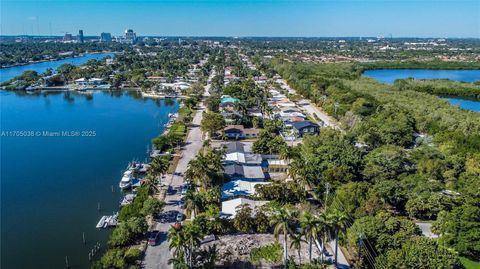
xmin=119 ymin=170 xmax=133 ymax=189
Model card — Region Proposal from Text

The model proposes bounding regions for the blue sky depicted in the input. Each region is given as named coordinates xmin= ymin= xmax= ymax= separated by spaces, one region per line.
xmin=1 ymin=0 xmax=479 ymax=37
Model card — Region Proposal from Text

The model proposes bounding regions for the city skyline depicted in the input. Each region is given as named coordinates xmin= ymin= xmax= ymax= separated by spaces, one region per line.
xmin=1 ymin=0 xmax=479 ymax=38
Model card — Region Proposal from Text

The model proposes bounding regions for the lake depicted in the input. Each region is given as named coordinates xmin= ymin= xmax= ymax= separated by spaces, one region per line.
xmin=363 ymin=69 xmax=480 ymax=84
xmin=0 ymin=53 xmax=114 ymax=82
xmin=363 ymin=69 xmax=480 ymax=112
xmin=0 ymin=90 xmax=179 ymax=269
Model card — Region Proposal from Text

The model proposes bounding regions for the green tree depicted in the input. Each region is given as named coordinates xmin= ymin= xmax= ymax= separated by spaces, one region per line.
xmin=269 ymin=204 xmax=298 ymax=269
xmin=233 ymin=204 xmax=255 ymax=233
xmin=141 ymin=197 xmax=165 ymax=217
xmin=377 ymin=237 xmax=463 ymax=269
xmin=362 ymin=145 xmax=409 ymax=181
xmin=200 ymin=112 xmax=226 ymax=137
xmin=299 ymin=211 xmax=320 ymax=263
xmin=433 ymin=204 xmax=480 ymax=259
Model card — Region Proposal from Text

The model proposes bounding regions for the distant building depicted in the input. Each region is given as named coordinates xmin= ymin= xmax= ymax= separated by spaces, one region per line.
xmin=63 ymin=33 xmax=73 ymax=41
xmin=77 ymin=30 xmax=84 ymax=43
xmin=100 ymin=32 xmax=112 ymax=42
xmin=124 ymin=29 xmax=137 ymax=44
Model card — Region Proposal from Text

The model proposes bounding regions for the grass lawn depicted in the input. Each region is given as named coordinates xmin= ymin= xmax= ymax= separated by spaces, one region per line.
xmin=460 ymin=257 xmax=480 ymax=269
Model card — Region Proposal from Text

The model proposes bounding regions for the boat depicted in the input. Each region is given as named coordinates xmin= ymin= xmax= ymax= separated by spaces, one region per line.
xmin=96 ymin=216 xmax=108 ymax=228
xmin=95 ymin=212 xmax=119 ymax=228
xmin=119 ymin=170 xmax=133 ymax=189
xmin=120 ymin=193 xmax=137 ymax=206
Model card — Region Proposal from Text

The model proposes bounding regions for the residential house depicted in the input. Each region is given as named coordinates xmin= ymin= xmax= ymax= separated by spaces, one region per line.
xmin=224 ymin=142 xmax=262 ymax=166
xmin=292 ymin=121 xmax=320 ymax=137
xmin=221 ymin=179 xmax=270 ymax=199
xmin=224 ymin=125 xmax=259 ymax=139
xmin=221 ymin=198 xmax=268 ymax=219
xmin=224 ymin=164 xmax=265 ymax=181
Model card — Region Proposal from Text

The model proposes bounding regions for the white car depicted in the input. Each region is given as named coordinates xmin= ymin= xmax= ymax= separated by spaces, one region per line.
xmin=176 ymin=212 xmax=184 ymax=222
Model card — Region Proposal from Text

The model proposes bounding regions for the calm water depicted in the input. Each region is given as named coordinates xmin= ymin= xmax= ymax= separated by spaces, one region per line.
xmin=0 ymin=53 xmax=114 ymax=82
xmin=1 ymin=90 xmax=179 ymax=269
xmin=445 ymin=98 xmax=480 ymax=112
xmin=364 ymin=69 xmax=480 ymax=112
xmin=363 ymin=69 xmax=480 ymax=84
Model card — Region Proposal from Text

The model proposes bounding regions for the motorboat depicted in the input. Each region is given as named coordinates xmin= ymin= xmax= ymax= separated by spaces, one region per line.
xmin=119 ymin=170 xmax=133 ymax=189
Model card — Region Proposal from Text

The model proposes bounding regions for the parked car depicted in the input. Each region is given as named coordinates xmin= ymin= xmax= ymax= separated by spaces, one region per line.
xmin=148 ymin=230 xmax=160 ymax=246
xmin=176 ymin=212 xmax=184 ymax=222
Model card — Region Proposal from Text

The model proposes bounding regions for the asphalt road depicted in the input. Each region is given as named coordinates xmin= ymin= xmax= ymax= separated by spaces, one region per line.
xmin=143 ymin=104 xmax=205 ymax=269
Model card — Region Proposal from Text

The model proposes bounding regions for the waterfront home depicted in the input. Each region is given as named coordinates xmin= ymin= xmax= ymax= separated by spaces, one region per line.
xmin=221 ymin=179 xmax=270 ymax=199
xmin=74 ymin=78 xmax=104 ymax=86
xmin=224 ymin=164 xmax=265 ymax=181
xmin=221 ymin=198 xmax=268 ymax=219
xmin=224 ymin=125 xmax=259 ymax=139
xmin=291 ymin=121 xmax=320 ymax=137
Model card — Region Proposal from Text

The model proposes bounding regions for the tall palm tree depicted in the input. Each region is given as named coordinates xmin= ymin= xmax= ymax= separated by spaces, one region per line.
xmin=168 ymin=226 xmax=186 ymax=256
xmin=316 ymin=213 xmax=332 ymax=264
xmin=290 ymin=233 xmax=306 ymax=265
xmin=328 ymin=210 xmax=349 ymax=267
xmin=168 ymin=255 xmax=189 ymax=269
xmin=299 ymin=211 xmax=319 ymax=263
xmin=143 ymin=174 xmax=159 ymax=195
xmin=183 ymin=222 xmax=203 ymax=268
xmin=184 ymin=190 xmax=203 ymax=219
xmin=149 ymin=155 xmax=170 ymax=179
xmin=269 ymin=205 xmax=298 ymax=269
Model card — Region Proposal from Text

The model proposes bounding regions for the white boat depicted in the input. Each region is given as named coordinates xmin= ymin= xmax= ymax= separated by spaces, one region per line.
xmin=119 ymin=170 xmax=133 ymax=189
xmin=96 ymin=216 xmax=108 ymax=228
xmin=120 ymin=193 xmax=137 ymax=206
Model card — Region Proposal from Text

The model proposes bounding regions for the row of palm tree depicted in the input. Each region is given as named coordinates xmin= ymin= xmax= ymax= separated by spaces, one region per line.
xmin=168 ymin=222 xmax=204 ymax=269
xmin=143 ymin=155 xmax=170 ymax=195
xmin=268 ymin=204 xmax=349 ymax=268
xmin=184 ymin=149 xmax=223 ymax=190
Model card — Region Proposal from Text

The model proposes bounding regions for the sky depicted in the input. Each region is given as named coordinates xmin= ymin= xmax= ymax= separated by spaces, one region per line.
xmin=1 ymin=0 xmax=479 ymax=38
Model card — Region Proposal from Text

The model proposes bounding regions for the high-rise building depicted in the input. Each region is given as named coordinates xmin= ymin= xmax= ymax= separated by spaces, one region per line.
xmin=100 ymin=32 xmax=112 ymax=42
xmin=124 ymin=29 xmax=137 ymax=44
xmin=63 ymin=33 xmax=73 ymax=41
xmin=77 ymin=30 xmax=84 ymax=43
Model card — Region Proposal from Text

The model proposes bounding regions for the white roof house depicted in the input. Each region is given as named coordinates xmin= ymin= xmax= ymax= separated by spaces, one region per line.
xmin=221 ymin=198 xmax=268 ymax=219
xmin=224 ymin=164 xmax=265 ymax=180
xmin=225 ymin=152 xmax=262 ymax=165
xmin=222 ymin=180 xmax=270 ymax=199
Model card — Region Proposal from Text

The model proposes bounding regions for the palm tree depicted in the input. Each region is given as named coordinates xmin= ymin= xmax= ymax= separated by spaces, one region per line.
xmin=183 ymin=222 xmax=203 ymax=268
xmin=269 ymin=205 xmax=298 ymax=269
xmin=184 ymin=190 xmax=203 ymax=219
xmin=328 ymin=210 xmax=349 ymax=267
xmin=149 ymin=155 xmax=170 ymax=180
xmin=316 ymin=213 xmax=332 ymax=264
xmin=299 ymin=211 xmax=319 ymax=263
xmin=168 ymin=255 xmax=189 ymax=269
xmin=168 ymin=226 xmax=186 ymax=258
xmin=290 ymin=233 xmax=306 ymax=265
xmin=143 ymin=174 xmax=159 ymax=195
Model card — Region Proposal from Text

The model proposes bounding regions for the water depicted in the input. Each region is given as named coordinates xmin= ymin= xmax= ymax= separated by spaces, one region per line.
xmin=1 ymin=90 xmax=179 ymax=269
xmin=0 ymin=53 xmax=114 ymax=82
xmin=444 ymin=98 xmax=480 ymax=112
xmin=363 ymin=69 xmax=480 ymax=84
xmin=364 ymin=69 xmax=480 ymax=112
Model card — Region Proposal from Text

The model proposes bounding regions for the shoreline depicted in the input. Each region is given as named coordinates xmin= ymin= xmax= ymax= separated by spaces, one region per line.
xmin=0 ymin=51 xmax=115 ymax=69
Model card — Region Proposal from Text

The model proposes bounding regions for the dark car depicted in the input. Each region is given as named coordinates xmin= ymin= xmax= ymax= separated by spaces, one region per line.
xmin=148 ymin=230 xmax=160 ymax=246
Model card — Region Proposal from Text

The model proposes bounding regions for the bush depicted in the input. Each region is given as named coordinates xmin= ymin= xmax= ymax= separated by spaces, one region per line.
xmin=249 ymin=242 xmax=283 ymax=265
xmin=124 ymin=248 xmax=143 ymax=263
